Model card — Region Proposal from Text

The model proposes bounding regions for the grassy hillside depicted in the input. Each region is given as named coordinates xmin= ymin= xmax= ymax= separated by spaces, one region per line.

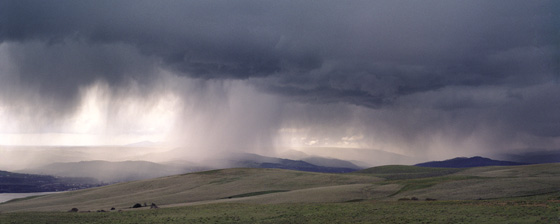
xmin=0 ymin=163 xmax=559 ymax=222
xmin=388 ymin=164 xmax=560 ymax=200
xmin=1 ymin=193 xmax=558 ymax=224
xmin=354 ymin=165 xmax=465 ymax=180
xmin=0 ymin=168 xmax=382 ymax=212
xmin=415 ymin=156 xmax=527 ymax=168
xmin=383 ymin=164 xmax=560 ymax=200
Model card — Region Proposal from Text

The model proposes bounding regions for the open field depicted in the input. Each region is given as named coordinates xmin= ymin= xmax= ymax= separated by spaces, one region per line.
xmin=1 ymin=193 xmax=558 ymax=224
xmin=0 ymin=163 xmax=559 ymax=223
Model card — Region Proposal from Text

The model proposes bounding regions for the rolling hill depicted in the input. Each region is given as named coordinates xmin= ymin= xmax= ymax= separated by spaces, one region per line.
xmin=415 ymin=156 xmax=528 ymax=168
xmin=226 ymin=153 xmax=360 ymax=173
xmin=355 ymin=165 xmax=465 ymax=180
xmin=0 ymin=168 xmax=382 ymax=212
xmin=1 ymin=163 xmax=558 ymax=213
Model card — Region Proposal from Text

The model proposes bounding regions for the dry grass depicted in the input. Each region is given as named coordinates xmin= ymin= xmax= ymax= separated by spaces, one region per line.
xmin=394 ymin=177 xmax=560 ymax=200
xmin=2 ymin=194 xmax=559 ymax=224
xmin=457 ymin=163 xmax=560 ymax=178
xmin=1 ymin=163 xmax=559 ymax=214
xmin=0 ymin=168 xmax=381 ymax=212
xmin=227 ymin=183 xmax=402 ymax=204
xmin=391 ymin=163 xmax=560 ymax=200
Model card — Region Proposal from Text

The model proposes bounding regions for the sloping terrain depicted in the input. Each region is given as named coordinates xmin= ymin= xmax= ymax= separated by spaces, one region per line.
xmin=415 ymin=156 xmax=528 ymax=168
xmin=223 ymin=153 xmax=361 ymax=173
xmin=388 ymin=163 xmax=560 ymax=200
xmin=1 ymin=163 xmax=558 ymax=213
xmin=354 ymin=165 xmax=465 ymax=180
xmin=0 ymin=168 xmax=381 ymax=212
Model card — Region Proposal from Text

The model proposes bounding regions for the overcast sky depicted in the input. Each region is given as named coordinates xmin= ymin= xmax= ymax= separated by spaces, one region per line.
xmin=0 ymin=1 xmax=558 ymax=162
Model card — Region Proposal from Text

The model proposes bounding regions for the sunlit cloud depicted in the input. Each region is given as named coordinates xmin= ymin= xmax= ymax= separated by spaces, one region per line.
xmin=0 ymin=79 xmax=183 ymax=146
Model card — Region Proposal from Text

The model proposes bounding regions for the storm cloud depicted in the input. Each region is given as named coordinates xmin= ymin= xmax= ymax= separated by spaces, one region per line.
xmin=0 ymin=0 xmax=559 ymax=162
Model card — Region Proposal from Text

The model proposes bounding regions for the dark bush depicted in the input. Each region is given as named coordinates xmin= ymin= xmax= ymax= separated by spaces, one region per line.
xmin=425 ymin=198 xmax=437 ymax=201
xmin=68 ymin=208 xmax=79 ymax=212
xmin=398 ymin=198 xmax=410 ymax=201
xmin=132 ymin=203 xmax=143 ymax=208
xmin=411 ymin=197 xmax=418 ymax=201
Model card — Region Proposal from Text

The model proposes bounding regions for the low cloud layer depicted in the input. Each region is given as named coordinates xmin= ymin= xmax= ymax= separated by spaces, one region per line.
xmin=0 ymin=1 xmax=559 ymax=162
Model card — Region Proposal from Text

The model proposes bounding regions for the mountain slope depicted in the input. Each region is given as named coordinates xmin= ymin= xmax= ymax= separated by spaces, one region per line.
xmin=301 ymin=157 xmax=363 ymax=169
xmin=415 ymin=156 xmax=527 ymax=168
xmin=282 ymin=147 xmax=418 ymax=167
xmin=227 ymin=153 xmax=360 ymax=173
xmin=19 ymin=154 xmax=363 ymax=185
xmin=394 ymin=163 xmax=560 ymax=200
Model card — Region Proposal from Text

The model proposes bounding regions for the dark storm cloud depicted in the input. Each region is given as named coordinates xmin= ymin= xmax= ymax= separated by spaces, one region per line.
xmin=0 ymin=0 xmax=321 ymax=78
xmin=0 ymin=0 xmax=559 ymax=144
xmin=1 ymin=41 xmax=157 ymax=108
xmin=1 ymin=0 xmax=557 ymax=99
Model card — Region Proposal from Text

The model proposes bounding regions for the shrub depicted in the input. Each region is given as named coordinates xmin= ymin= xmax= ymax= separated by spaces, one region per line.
xmin=132 ymin=203 xmax=143 ymax=208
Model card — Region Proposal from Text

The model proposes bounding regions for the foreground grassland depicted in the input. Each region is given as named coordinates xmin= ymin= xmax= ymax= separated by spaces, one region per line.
xmin=0 ymin=163 xmax=559 ymax=223
xmin=1 ymin=194 xmax=559 ymax=224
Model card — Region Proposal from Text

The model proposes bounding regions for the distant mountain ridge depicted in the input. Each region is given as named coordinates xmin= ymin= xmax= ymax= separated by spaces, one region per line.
xmin=226 ymin=153 xmax=360 ymax=173
xmin=19 ymin=154 xmax=362 ymax=185
xmin=415 ymin=156 xmax=528 ymax=168
xmin=300 ymin=157 xmax=363 ymax=170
